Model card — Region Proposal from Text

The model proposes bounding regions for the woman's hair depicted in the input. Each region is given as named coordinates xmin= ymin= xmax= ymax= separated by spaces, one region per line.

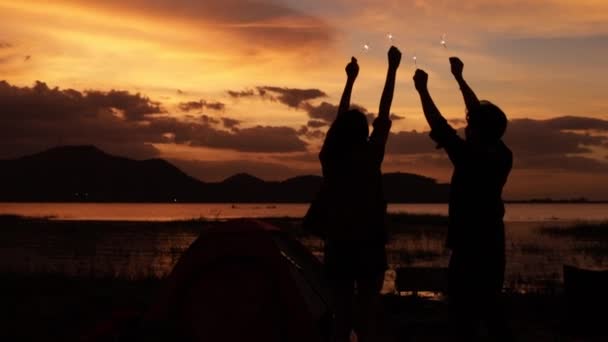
xmin=324 ymin=109 xmax=369 ymax=160
xmin=466 ymin=100 xmax=507 ymax=142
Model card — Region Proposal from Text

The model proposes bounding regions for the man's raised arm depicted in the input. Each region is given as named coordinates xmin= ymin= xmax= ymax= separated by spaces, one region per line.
xmin=450 ymin=57 xmax=480 ymax=113
xmin=413 ymin=69 xmax=445 ymax=129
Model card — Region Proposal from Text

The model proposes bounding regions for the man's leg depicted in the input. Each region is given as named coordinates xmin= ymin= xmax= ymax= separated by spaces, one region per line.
xmin=448 ymin=250 xmax=478 ymax=341
xmin=354 ymin=272 xmax=384 ymax=342
xmin=484 ymin=249 xmax=510 ymax=341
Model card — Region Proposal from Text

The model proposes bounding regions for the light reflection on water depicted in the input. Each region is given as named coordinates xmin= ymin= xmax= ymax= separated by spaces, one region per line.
xmin=2 ymin=203 xmax=608 ymax=222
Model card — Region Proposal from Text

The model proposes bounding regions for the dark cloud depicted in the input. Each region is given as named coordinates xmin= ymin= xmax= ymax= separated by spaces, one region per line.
xmin=390 ymin=114 xmax=405 ymax=121
xmin=227 ymin=89 xmax=255 ymax=98
xmin=382 ymin=115 xmax=608 ymax=174
xmin=302 ymin=101 xmax=337 ymax=122
xmin=306 ymin=130 xmax=326 ymax=140
xmin=256 ymin=86 xmax=326 ymax=108
xmin=200 ymin=115 xmax=220 ymax=125
xmin=296 ymin=125 xmax=325 ymax=140
xmin=504 ymin=117 xmax=607 ymax=157
xmin=204 ymin=101 xmax=225 ymax=111
xmin=221 ymin=117 xmax=241 ymax=130
xmin=226 ymin=86 xmax=384 ymax=129
xmin=0 ymin=42 xmax=12 ymax=49
xmin=84 ymin=88 xmax=164 ymax=121
xmin=0 ymin=80 xmax=165 ymax=159
xmin=307 ymin=119 xmax=328 ymax=128
xmin=179 ymin=101 xmax=204 ymax=112
xmin=147 ymin=115 xmax=306 ymax=153
xmin=385 ymin=115 xmax=608 ymax=157
xmin=0 ymin=80 xmax=307 ymax=158
xmin=542 ymin=115 xmax=608 ymax=131
xmin=185 ymin=125 xmax=306 ymax=153
xmin=302 ymin=101 xmax=369 ymax=123
xmin=0 ymin=80 xmax=163 ymax=122
xmin=227 ymin=86 xmax=326 ymax=109
xmin=502 ymin=117 xmax=608 ymax=173
xmin=179 ymin=100 xmax=226 ymax=112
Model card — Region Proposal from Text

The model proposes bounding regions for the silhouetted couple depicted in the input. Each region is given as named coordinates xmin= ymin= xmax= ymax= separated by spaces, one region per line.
xmin=314 ymin=47 xmax=512 ymax=341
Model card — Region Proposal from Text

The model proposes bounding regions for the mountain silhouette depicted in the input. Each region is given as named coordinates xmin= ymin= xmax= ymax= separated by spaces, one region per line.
xmin=0 ymin=145 xmax=205 ymax=202
xmin=0 ymin=146 xmax=450 ymax=203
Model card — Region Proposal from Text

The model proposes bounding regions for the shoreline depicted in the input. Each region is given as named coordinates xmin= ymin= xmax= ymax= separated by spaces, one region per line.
xmin=3 ymin=202 xmax=608 ymax=223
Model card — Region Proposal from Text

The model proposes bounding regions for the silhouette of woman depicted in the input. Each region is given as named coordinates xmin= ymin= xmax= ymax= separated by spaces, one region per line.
xmin=320 ymin=46 xmax=401 ymax=342
xmin=413 ymin=57 xmax=513 ymax=340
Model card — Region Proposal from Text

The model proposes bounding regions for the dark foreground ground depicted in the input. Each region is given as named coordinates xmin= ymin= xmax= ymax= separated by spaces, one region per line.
xmin=1 ymin=215 xmax=607 ymax=341
xmin=1 ymin=273 xmax=606 ymax=342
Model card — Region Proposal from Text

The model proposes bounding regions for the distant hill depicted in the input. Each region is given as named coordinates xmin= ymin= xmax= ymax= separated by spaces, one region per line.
xmin=0 ymin=146 xmax=450 ymax=203
xmin=0 ymin=146 xmax=205 ymax=202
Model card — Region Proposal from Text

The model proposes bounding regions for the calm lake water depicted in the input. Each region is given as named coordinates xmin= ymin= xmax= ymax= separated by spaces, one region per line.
xmin=1 ymin=202 xmax=608 ymax=222
xmin=1 ymin=203 xmax=606 ymax=293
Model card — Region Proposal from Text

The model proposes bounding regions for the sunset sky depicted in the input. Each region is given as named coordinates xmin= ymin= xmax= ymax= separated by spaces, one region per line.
xmin=1 ymin=0 xmax=608 ymax=199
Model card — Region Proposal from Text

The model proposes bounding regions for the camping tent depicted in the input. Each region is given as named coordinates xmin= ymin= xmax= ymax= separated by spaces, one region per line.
xmin=143 ymin=219 xmax=333 ymax=342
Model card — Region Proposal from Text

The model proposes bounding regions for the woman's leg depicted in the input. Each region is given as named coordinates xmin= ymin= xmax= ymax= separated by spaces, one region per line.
xmin=325 ymin=240 xmax=356 ymax=342
xmin=448 ymin=250 xmax=478 ymax=341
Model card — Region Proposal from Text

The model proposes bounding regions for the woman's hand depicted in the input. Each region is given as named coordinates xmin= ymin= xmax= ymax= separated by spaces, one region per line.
xmin=388 ymin=46 xmax=401 ymax=71
xmin=345 ymin=57 xmax=359 ymax=80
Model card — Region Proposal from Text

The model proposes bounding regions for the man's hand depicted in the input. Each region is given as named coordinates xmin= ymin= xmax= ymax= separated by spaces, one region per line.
xmin=413 ymin=69 xmax=428 ymax=91
xmin=345 ymin=57 xmax=359 ymax=80
xmin=449 ymin=57 xmax=464 ymax=80
xmin=388 ymin=46 xmax=401 ymax=70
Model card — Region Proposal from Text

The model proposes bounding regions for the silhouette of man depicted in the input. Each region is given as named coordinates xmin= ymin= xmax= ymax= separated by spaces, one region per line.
xmin=413 ymin=57 xmax=512 ymax=340
xmin=320 ymin=46 xmax=401 ymax=342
